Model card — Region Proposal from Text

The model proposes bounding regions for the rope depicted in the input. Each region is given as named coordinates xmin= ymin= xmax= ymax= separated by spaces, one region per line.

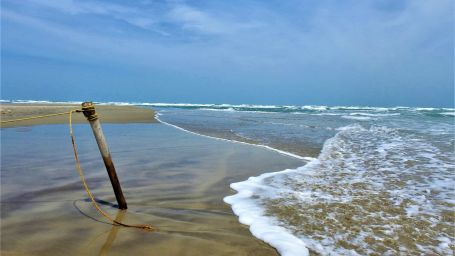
xmin=1 ymin=111 xmax=74 ymax=123
xmin=1 ymin=108 xmax=155 ymax=231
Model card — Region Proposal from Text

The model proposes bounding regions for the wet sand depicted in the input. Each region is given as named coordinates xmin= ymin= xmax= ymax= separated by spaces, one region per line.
xmin=0 ymin=104 xmax=157 ymax=128
xmin=1 ymin=122 xmax=304 ymax=255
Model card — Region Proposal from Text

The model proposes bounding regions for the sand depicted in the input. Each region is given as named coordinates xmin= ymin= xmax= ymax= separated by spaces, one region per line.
xmin=1 ymin=106 xmax=304 ymax=255
xmin=0 ymin=104 xmax=157 ymax=128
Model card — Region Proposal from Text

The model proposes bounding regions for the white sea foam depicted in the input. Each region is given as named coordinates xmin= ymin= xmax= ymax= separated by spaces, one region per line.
xmin=97 ymin=101 xmax=137 ymax=106
xmin=223 ymin=124 xmax=455 ymax=255
xmin=414 ymin=107 xmax=455 ymax=112
xmin=331 ymin=106 xmax=389 ymax=111
xmin=222 ymin=131 xmax=345 ymax=255
xmin=348 ymin=112 xmax=400 ymax=117
xmin=224 ymin=169 xmax=310 ymax=256
xmin=415 ymin=107 xmax=438 ymax=111
xmin=233 ymin=104 xmax=282 ymax=109
xmin=9 ymin=99 xmax=56 ymax=104
xmin=12 ymin=99 xmax=55 ymax=104
xmin=300 ymin=105 xmax=328 ymax=111
xmin=341 ymin=115 xmax=373 ymax=121
xmin=310 ymin=113 xmax=342 ymax=116
xmin=4 ymin=99 xmax=454 ymax=113
xmin=202 ymin=107 xmax=236 ymax=112
xmin=5 ymin=99 xmax=83 ymax=104
xmin=144 ymin=102 xmax=216 ymax=107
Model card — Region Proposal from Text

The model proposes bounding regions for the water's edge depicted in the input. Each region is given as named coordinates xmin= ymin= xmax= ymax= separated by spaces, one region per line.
xmin=155 ymin=113 xmax=317 ymax=256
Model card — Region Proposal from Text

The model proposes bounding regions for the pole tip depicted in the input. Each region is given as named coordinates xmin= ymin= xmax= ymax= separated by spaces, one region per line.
xmin=81 ymin=102 xmax=98 ymax=121
xmin=82 ymin=101 xmax=94 ymax=107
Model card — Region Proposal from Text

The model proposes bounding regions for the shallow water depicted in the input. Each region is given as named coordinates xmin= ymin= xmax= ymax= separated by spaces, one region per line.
xmin=1 ymin=123 xmax=303 ymax=255
xmin=154 ymin=104 xmax=455 ymax=255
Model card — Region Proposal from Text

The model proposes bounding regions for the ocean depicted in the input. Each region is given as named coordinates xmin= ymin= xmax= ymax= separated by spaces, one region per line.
xmin=151 ymin=103 xmax=455 ymax=256
xmin=3 ymin=100 xmax=454 ymax=255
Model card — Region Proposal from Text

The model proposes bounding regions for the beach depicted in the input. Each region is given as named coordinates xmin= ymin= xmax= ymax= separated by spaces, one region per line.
xmin=3 ymin=0 xmax=453 ymax=254
xmin=2 ymin=103 xmax=454 ymax=255
xmin=0 ymin=104 xmax=303 ymax=255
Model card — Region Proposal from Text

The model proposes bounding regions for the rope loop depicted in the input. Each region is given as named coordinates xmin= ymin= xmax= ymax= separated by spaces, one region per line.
xmin=81 ymin=102 xmax=98 ymax=121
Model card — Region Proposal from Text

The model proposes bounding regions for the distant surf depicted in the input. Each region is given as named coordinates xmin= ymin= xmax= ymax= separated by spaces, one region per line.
xmin=3 ymin=99 xmax=453 ymax=116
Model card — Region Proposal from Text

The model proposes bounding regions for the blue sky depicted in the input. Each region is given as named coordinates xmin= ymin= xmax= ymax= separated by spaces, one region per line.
xmin=1 ymin=0 xmax=453 ymax=107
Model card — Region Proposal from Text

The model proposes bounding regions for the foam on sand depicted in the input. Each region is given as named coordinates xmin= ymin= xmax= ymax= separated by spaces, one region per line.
xmin=223 ymin=124 xmax=455 ymax=255
xmin=224 ymin=169 xmax=310 ymax=256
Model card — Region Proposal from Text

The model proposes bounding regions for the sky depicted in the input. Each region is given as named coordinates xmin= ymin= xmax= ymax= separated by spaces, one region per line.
xmin=1 ymin=0 xmax=454 ymax=107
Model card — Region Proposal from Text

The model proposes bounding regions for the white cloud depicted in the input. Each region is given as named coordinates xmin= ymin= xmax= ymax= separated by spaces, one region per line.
xmin=3 ymin=0 xmax=452 ymax=75
xmin=25 ymin=0 xmax=159 ymax=32
xmin=167 ymin=4 xmax=261 ymax=35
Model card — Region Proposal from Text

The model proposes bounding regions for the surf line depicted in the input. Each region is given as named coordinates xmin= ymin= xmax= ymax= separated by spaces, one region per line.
xmin=154 ymin=113 xmax=315 ymax=162
xmin=155 ymin=112 xmax=316 ymax=256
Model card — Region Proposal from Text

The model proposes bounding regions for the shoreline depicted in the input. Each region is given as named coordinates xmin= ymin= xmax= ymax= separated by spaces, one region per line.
xmin=155 ymin=114 xmax=314 ymax=162
xmin=0 ymin=103 xmax=157 ymax=128
xmin=156 ymin=114 xmax=317 ymax=255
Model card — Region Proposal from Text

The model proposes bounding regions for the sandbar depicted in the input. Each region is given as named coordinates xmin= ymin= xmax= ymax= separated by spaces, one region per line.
xmin=0 ymin=103 xmax=157 ymax=128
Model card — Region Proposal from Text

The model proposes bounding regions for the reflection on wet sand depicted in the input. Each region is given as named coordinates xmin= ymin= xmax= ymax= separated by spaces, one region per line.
xmin=99 ymin=210 xmax=125 ymax=256
xmin=1 ymin=124 xmax=303 ymax=255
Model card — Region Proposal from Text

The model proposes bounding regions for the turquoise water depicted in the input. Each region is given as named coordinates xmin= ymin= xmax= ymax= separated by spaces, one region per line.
xmin=152 ymin=104 xmax=454 ymax=255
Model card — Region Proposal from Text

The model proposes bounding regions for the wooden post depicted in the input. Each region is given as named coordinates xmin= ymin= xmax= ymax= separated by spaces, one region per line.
xmin=81 ymin=102 xmax=128 ymax=209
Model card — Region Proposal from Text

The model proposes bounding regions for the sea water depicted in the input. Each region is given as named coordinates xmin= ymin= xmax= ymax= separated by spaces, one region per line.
xmin=3 ymin=100 xmax=454 ymax=255
xmin=151 ymin=104 xmax=454 ymax=256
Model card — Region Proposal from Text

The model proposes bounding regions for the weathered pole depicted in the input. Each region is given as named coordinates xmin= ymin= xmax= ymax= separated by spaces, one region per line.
xmin=81 ymin=102 xmax=128 ymax=209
